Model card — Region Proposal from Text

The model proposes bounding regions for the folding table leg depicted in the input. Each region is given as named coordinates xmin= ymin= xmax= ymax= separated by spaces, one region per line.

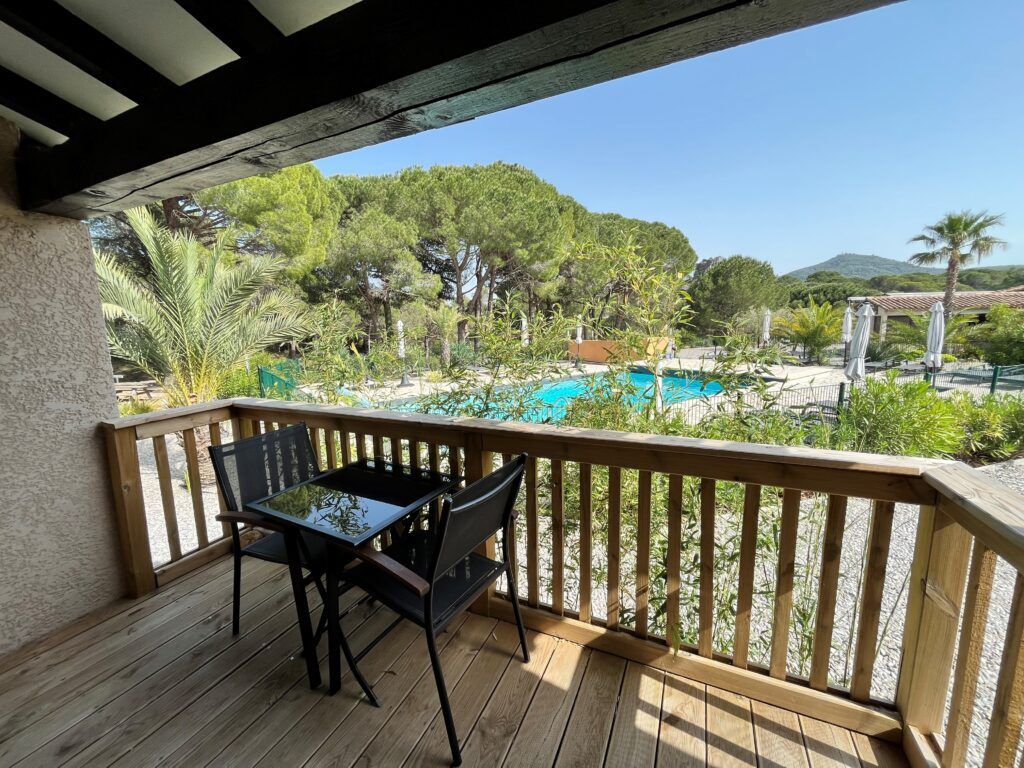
xmin=284 ymin=530 xmax=321 ymax=689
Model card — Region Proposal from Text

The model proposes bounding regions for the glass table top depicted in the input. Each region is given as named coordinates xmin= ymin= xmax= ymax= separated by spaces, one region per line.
xmin=247 ymin=458 xmax=460 ymax=546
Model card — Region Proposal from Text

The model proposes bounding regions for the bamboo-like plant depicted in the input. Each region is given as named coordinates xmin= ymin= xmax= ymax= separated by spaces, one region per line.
xmin=96 ymin=207 xmax=308 ymax=406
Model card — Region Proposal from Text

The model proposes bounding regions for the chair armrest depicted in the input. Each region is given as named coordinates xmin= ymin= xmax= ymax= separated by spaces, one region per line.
xmin=216 ymin=510 xmax=287 ymax=533
xmin=355 ymin=548 xmax=430 ymax=597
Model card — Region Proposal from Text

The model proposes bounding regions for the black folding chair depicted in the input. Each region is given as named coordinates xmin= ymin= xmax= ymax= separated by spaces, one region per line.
xmin=207 ymin=423 xmax=346 ymax=647
xmin=349 ymin=453 xmax=529 ymax=767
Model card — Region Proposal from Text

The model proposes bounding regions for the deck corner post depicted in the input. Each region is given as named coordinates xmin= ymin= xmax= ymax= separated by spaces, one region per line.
xmin=103 ymin=424 xmax=157 ymax=598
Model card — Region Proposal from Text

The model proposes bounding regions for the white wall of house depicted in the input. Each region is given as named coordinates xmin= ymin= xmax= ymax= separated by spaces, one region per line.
xmin=0 ymin=118 xmax=123 ymax=653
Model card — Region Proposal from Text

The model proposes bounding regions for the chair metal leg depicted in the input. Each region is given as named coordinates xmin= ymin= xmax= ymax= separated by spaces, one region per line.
xmin=284 ymin=531 xmax=321 ymax=690
xmin=426 ymin=628 xmax=461 ymax=766
xmin=231 ymin=550 xmax=242 ymax=635
xmin=505 ymin=564 xmax=530 ymax=662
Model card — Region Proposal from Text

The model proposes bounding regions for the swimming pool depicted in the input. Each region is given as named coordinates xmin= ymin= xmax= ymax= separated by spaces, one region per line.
xmin=406 ymin=369 xmax=724 ymax=423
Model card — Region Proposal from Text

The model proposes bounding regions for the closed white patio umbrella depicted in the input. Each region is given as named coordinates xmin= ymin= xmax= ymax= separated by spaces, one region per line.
xmin=841 ymin=305 xmax=854 ymax=344
xmin=396 ymin=319 xmax=406 ymax=360
xmin=521 ymin=314 xmax=529 ymax=347
xmin=761 ymin=309 xmax=771 ymax=346
xmin=844 ymin=303 xmax=875 ymax=381
xmin=924 ymin=301 xmax=945 ymax=370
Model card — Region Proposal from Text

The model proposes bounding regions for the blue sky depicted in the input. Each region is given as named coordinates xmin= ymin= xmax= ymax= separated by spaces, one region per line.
xmin=315 ymin=0 xmax=1024 ymax=275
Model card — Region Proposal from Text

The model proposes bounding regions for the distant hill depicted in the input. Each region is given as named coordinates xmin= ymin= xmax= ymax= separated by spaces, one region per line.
xmin=787 ymin=254 xmax=943 ymax=280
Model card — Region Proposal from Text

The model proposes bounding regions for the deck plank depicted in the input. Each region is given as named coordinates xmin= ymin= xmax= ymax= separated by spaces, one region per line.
xmin=304 ymin=614 xmax=496 ymax=767
xmin=457 ymin=631 xmax=558 ymax=766
xmin=657 ymin=673 xmax=706 ymax=767
xmin=605 ymin=662 xmax=664 ymax=768
xmin=0 ymin=564 xmax=289 ymax=765
xmin=851 ymin=731 xmax=910 ymax=768
xmin=706 ymin=686 xmax=756 ymax=767
xmin=751 ymin=700 xmax=809 ymax=768
xmin=503 ymin=641 xmax=591 ymax=768
xmin=800 ymin=715 xmax=861 ymax=768
xmin=554 ymin=650 xmax=626 ymax=767
xmin=403 ymin=621 xmax=527 ymax=765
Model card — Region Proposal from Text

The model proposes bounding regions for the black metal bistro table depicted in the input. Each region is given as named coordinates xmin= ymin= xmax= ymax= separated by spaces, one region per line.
xmin=247 ymin=457 xmax=461 ymax=698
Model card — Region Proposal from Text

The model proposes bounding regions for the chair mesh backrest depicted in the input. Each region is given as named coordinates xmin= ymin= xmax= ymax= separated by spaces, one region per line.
xmin=431 ymin=454 xmax=527 ymax=579
xmin=208 ymin=423 xmax=320 ymax=511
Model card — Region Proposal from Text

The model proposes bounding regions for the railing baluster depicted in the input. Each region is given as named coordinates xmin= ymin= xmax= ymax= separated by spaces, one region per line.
xmin=983 ymin=572 xmax=1024 ymax=768
xmin=851 ymin=500 xmax=895 ymax=701
xmin=355 ymin=433 xmax=366 ymax=460
xmin=770 ymin=488 xmax=800 ymax=679
xmin=734 ymin=483 xmax=761 ymax=668
xmin=551 ymin=459 xmax=565 ymax=616
xmin=428 ymin=443 xmax=441 ymax=520
xmin=409 ymin=440 xmax=420 ymax=471
xmin=389 ymin=435 xmax=402 ymax=464
xmin=104 ymin=426 xmax=156 ymax=597
xmin=450 ymin=443 xmax=462 ymax=478
xmin=325 ymin=428 xmax=337 ymax=468
xmin=152 ymin=434 xmax=182 ymax=562
xmin=339 ymin=426 xmax=352 ymax=465
xmin=181 ymin=428 xmax=209 ymax=550
xmin=666 ymin=474 xmax=682 ymax=647
xmin=608 ymin=466 xmax=621 ymax=631
xmin=525 ymin=455 xmax=539 ymax=608
xmin=943 ymin=540 xmax=996 ymax=767
xmin=310 ymin=427 xmax=322 ymax=467
xmin=810 ymin=494 xmax=847 ymax=690
xmin=208 ymin=422 xmax=230 ymax=537
xmin=699 ymin=478 xmax=715 ymax=657
xmin=636 ymin=469 xmax=652 ymax=638
xmin=579 ymin=463 xmax=593 ymax=623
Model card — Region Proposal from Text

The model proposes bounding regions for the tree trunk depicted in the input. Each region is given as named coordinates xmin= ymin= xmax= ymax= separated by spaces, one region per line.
xmin=943 ymin=254 xmax=961 ymax=319
xmin=441 ymin=338 xmax=451 ymax=368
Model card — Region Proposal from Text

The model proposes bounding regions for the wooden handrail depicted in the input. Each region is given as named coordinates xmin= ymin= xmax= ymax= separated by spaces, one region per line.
xmin=100 ymin=397 xmax=1024 ymax=761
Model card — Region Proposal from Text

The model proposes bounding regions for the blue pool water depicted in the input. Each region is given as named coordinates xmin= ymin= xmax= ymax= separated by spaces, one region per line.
xmin=407 ymin=370 xmax=724 ymax=423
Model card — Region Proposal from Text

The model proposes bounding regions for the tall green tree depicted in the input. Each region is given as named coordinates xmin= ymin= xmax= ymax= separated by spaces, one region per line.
xmin=198 ymin=164 xmax=345 ymax=282
xmin=688 ymin=255 xmax=787 ymax=333
xmin=95 ymin=208 xmax=307 ymax=405
xmin=909 ymin=210 xmax=1007 ymax=318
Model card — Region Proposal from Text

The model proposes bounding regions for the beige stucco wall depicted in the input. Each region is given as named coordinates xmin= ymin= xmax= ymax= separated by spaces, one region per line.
xmin=0 ymin=119 xmax=123 ymax=653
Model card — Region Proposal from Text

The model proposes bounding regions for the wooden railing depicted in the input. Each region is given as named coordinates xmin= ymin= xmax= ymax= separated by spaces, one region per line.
xmin=101 ymin=398 xmax=1024 ymax=765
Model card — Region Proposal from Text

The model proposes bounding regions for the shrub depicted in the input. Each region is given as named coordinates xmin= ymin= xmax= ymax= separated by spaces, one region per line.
xmin=954 ymin=393 xmax=1024 ymax=463
xmin=118 ymin=398 xmax=157 ymax=416
xmin=968 ymin=304 xmax=1024 ymax=365
xmin=836 ymin=373 xmax=964 ymax=457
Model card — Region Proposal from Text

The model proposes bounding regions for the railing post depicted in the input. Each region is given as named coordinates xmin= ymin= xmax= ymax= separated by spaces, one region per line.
xmin=464 ymin=432 xmax=495 ymax=615
xmin=103 ymin=424 xmax=157 ymax=598
xmin=897 ymin=503 xmax=972 ymax=733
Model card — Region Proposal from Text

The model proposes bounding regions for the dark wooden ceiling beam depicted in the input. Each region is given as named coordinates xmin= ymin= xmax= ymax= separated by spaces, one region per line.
xmin=0 ymin=65 xmax=102 ymax=138
xmin=0 ymin=0 xmax=175 ymax=104
xmin=173 ymin=0 xmax=285 ymax=58
xmin=18 ymin=0 xmax=901 ymax=217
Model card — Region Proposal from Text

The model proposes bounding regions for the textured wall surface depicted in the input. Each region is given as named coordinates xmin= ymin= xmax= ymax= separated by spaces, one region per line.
xmin=0 ymin=119 xmax=123 ymax=653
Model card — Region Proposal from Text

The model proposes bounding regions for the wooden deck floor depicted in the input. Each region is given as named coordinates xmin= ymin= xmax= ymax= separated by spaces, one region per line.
xmin=0 ymin=557 xmax=909 ymax=767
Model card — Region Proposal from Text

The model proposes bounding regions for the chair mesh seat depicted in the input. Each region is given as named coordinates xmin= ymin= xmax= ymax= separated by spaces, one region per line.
xmin=243 ymin=530 xmax=330 ymax=568
xmin=353 ymin=533 xmax=504 ymax=630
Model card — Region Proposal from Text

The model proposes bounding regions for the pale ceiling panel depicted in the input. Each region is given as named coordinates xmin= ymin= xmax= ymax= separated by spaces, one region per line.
xmin=0 ymin=22 xmax=136 ymax=120
xmin=56 ymin=0 xmax=239 ymax=85
xmin=0 ymin=105 xmax=68 ymax=146
xmin=249 ymin=0 xmax=361 ymax=36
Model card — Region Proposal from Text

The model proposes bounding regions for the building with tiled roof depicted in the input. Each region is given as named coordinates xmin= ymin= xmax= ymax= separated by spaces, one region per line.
xmin=849 ymin=285 xmax=1024 ymax=336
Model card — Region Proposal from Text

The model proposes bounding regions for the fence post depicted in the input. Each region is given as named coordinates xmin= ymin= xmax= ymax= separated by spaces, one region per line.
xmin=991 ymin=365 xmax=1002 ymax=395
xmin=837 ymin=382 xmax=847 ymax=409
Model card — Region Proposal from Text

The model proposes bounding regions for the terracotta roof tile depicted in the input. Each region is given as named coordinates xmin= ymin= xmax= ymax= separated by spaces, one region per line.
xmin=863 ymin=290 xmax=1024 ymax=313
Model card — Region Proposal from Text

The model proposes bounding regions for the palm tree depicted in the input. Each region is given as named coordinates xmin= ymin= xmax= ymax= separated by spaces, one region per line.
xmin=428 ymin=304 xmax=462 ymax=368
xmin=909 ymin=210 xmax=1007 ymax=318
xmin=775 ymin=299 xmax=843 ymax=363
xmin=96 ymin=207 xmax=307 ymax=406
